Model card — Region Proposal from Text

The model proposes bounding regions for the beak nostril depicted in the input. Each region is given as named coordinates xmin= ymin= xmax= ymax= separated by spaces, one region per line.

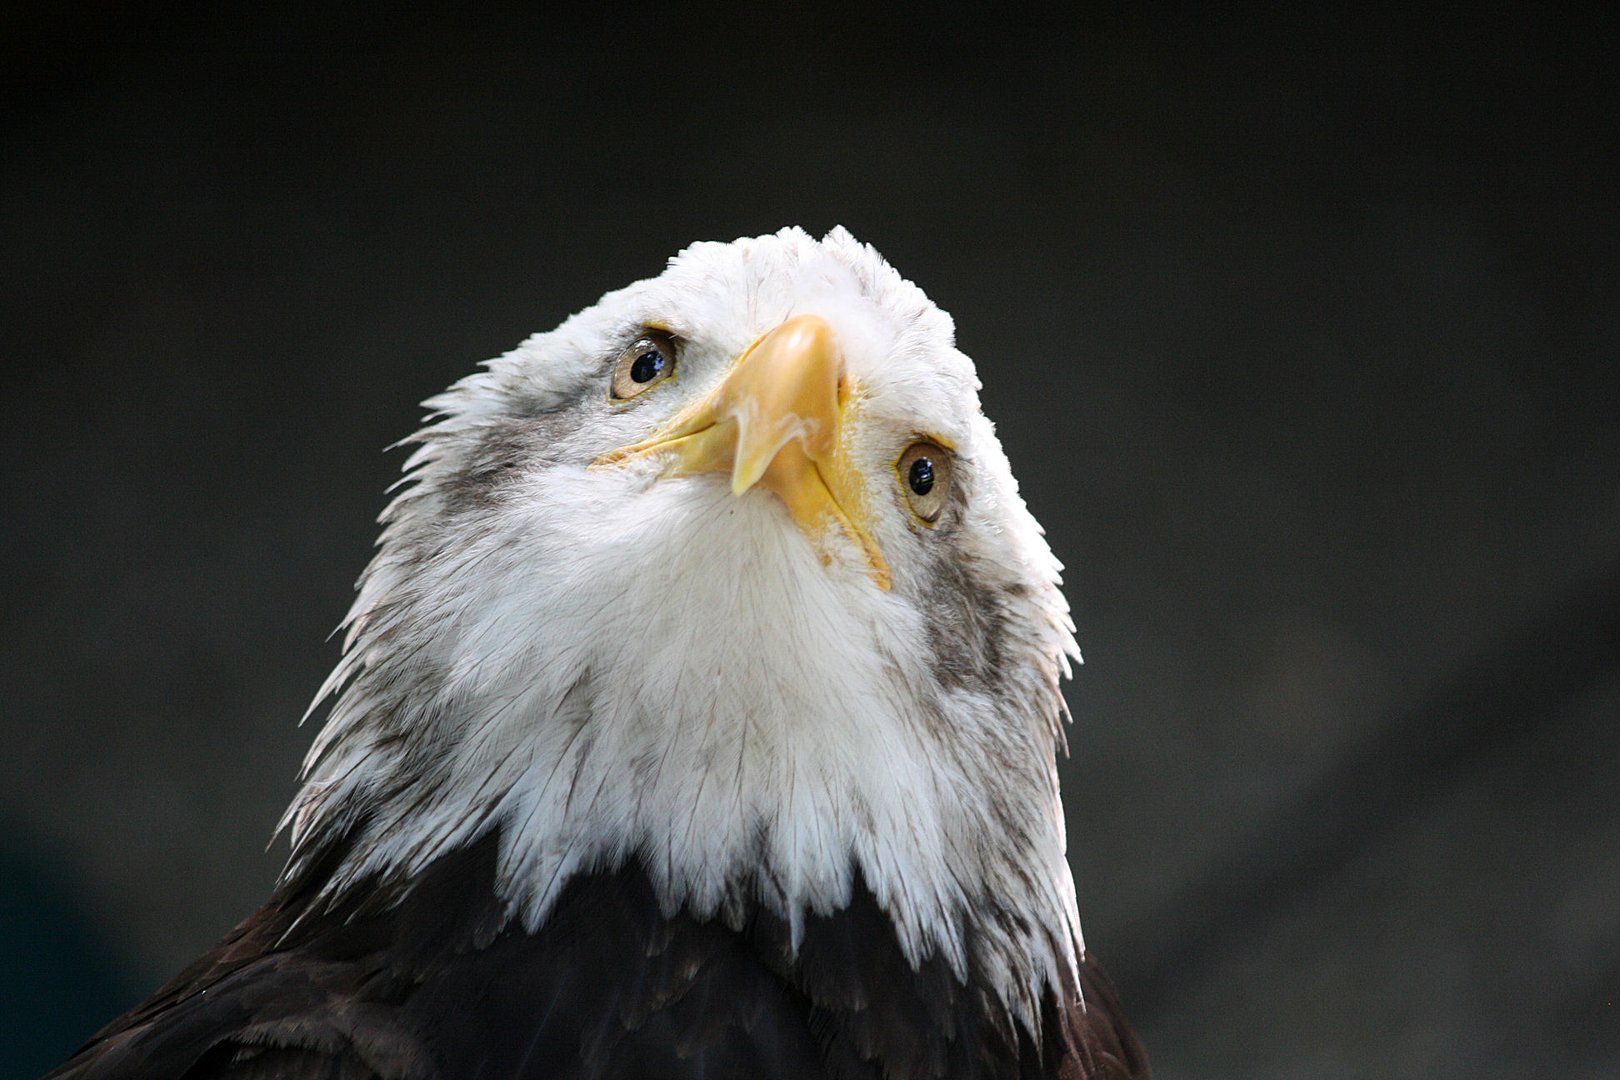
xmin=592 ymin=314 xmax=890 ymax=590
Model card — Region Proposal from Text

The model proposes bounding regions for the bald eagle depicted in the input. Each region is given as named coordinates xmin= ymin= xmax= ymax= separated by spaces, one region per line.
xmin=50 ymin=228 xmax=1149 ymax=1079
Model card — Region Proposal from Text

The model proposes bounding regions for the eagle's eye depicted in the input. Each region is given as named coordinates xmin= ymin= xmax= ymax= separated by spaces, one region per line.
xmin=610 ymin=330 xmax=680 ymax=400
xmin=896 ymin=441 xmax=953 ymax=525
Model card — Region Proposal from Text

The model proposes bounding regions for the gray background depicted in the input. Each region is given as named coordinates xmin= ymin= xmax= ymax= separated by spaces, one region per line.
xmin=4 ymin=5 xmax=1616 ymax=1078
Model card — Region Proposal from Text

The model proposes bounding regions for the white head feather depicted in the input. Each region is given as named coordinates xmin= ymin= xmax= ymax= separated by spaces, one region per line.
xmin=283 ymin=226 xmax=1084 ymax=1029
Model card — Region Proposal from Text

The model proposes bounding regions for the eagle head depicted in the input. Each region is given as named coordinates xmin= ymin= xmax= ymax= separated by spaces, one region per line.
xmin=286 ymin=226 xmax=1084 ymax=1028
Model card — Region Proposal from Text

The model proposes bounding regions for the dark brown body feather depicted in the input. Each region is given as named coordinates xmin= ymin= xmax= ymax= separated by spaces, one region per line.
xmin=48 ymin=831 xmax=1148 ymax=1080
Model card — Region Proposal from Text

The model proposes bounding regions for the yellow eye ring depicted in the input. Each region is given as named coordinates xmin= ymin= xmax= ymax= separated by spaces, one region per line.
xmin=895 ymin=440 xmax=953 ymax=525
xmin=609 ymin=330 xmax=680 ymax=400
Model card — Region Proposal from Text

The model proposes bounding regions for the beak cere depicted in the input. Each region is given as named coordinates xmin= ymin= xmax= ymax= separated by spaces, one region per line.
xmin=595 ymin=314 xmax=891 ymax=590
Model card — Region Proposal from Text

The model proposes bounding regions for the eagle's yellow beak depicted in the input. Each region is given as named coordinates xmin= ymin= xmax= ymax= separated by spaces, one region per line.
xmin=593 ymin=314 xmax=890 ymax=590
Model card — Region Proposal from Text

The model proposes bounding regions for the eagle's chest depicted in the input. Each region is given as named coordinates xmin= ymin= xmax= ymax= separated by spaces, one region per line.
xmin=343 ymin=835 xmax=1043 ymax=1080
xmin=45 ymin=827 xmax=1132 ymax=1080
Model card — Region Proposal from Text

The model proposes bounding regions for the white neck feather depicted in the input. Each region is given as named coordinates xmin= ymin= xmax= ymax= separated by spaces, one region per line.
xmin=285 ymin=458 xmax=1082 ymax=1030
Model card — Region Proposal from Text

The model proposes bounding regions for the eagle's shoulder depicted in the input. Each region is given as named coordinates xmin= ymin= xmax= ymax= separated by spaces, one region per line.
xmin=1056 ymin=953 xmax=1153 ymax=1080
xmin=48 ymin=831 xmax=1146 ymax=1080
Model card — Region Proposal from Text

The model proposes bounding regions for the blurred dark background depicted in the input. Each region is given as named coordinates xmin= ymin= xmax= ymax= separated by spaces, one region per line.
xmin=3 ymin=4 xmax=1616 ymax=1077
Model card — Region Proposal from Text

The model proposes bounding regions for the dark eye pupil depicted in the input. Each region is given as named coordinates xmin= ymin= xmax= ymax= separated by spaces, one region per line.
xmin=630 ymin=349 xmax=666 ymax=383
xmin=908 ymin=457 xmax=935 ymax=496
